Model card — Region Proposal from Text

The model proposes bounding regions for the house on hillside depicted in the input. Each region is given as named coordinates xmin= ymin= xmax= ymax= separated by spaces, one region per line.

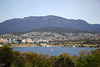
xmin=22 ymin=39 xmax=26 ymax=43
xmin=0 ymin=38 xmax=3 ymax=44
xmin=25 ymin=38 xmax=33 ymax=43
xmin=0 ymin=40 xmax=3 ymax=44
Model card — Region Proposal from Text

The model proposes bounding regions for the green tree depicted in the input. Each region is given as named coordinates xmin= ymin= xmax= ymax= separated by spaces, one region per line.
xmin=11 ymin=51 xmax=25 ymax=67
xmin=53 ymin=53 xmax=75 ymax=67
xmin=0 ymin=45 xmax=13 ymax=67
xmin=75 ymin=49 xmax=100 ymax=67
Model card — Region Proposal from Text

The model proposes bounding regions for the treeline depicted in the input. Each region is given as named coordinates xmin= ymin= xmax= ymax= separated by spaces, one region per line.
xmin=0 ymin=45 xmax=100 ymax=67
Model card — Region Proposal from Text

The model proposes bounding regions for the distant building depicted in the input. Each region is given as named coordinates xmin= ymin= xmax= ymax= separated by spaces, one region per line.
xmin=0 ymin=44 xmax=2 ymax=47
xmin=22 ymin=39 xmax=26 ymax=43
xmin=41 ymin=44 xmax=46 ymax=47
xmin=0 ymin=40 xmax=3 ymax=44
xmin=25 ymin=38 xmax=33 ymax=43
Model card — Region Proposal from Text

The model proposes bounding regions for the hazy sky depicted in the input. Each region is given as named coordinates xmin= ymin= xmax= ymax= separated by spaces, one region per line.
xmin=0 ymin=0 xmax=100 ymax=24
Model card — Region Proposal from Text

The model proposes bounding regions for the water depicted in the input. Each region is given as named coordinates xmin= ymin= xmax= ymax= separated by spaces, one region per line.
xmin=13 ymin=47 xmax=97 ymax=56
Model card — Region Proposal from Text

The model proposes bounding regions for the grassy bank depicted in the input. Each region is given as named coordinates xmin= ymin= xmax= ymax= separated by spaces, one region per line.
xmin=9 ymin=44 xmax=39 ymax=48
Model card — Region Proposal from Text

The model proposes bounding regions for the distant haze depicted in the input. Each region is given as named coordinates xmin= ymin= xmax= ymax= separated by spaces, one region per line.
xmin=0 ymin=0 xmax=100 ymax=24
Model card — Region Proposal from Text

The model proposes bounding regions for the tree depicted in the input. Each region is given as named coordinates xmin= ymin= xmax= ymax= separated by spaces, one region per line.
xmin=11 ymin=51 xmax=25 ymax=67
xmin=0 ymin=45 xmax=13 ymax=67
xmin=53 ymin=53 xmax=75 ymax=67
xmin=75 ymin=49 xmax=100 ymax=67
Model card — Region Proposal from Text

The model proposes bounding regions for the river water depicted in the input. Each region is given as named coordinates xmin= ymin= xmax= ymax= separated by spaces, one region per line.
xmin=13 ymin=47 xmax=97 ymax=56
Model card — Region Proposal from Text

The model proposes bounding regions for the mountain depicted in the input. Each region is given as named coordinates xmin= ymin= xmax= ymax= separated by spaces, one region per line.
xmin=27 ymin=27 xmax=89 ymax=33
xmin=0 ymin=15 xmax=100 ymax=33
xmin=10 ymin=27 xmax=89 ymax=35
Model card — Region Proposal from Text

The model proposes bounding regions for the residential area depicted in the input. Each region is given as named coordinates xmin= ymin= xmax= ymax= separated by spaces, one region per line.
xmin=0 ymin=32 xmax=100 ymax=47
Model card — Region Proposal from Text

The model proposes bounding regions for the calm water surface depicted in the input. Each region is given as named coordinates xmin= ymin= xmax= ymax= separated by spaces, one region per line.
xmin=13 ymin=47 xmax=97 ymax=56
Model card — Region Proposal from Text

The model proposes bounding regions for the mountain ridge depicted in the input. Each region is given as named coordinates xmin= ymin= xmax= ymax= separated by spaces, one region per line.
xmin=0 ymin=15 xmax=100 ymax=33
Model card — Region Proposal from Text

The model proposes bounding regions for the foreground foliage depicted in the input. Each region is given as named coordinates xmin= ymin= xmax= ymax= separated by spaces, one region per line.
xmin=0 ymin=45 xmax=100 ymax=67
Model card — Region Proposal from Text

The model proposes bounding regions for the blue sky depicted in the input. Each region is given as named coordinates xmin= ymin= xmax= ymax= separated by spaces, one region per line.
xmin=0 ymin=0 xmax=100 ymax=24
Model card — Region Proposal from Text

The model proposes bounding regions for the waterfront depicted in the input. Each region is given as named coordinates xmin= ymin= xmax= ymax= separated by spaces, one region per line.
xmin=13 ymin=47 xmax=97 ymax=56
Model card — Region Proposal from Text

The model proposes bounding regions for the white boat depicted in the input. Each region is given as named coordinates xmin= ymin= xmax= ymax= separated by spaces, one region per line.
xmin=73 ymin=46 xmax=75 ymax=47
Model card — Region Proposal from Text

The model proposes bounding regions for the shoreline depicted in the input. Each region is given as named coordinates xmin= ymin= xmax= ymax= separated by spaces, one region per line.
xmin=10 ymin=44 xmax=99 ymax=48
xmin=1 ymin=43 xmax=99 ymax=48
